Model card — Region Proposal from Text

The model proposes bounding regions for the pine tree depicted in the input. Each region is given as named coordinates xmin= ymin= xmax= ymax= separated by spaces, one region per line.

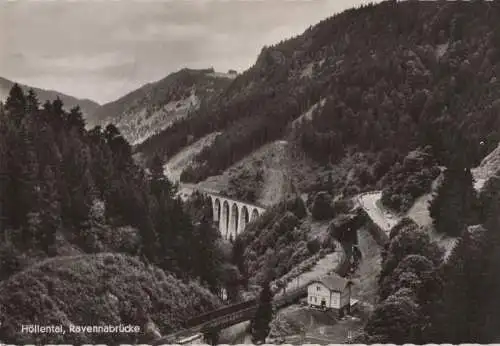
xmin=5 ymin=84 xmax=26 ymax=123
xmin=60 ymin=137 xmax=93 ymax=229
xmin=192 ymin=217 xmax=222 ymax=290
xmin=232 ymin=237 xmax=247 ymax=280
xmin=50 ymin=97 xmax=66 ymax=133
xmin=22 ymin=146 xmax=41 ymax=246
xmin=39 ymin=165 xmax=61 ymax=256
xmin=190 ymin=198 xmax=223 ymax=290
xmin=110 ymin=136 xmax=133 ymax=169
xmin=251 ymin=281 xmax=274 ymax=343
xmin=66 ymin=106 xmax=85 ymax=134
xmin=4 ymin=123 xmax=35 ymax=231
xmin=435 ymin=226 xmax=492 ymax=343
xmin=429 ymin=166 xmax=478 ymax=236
xmin=149 ymin=154 xmax=174 ymax=199
xmin=25 ymin=89 xmax=39 ymax=116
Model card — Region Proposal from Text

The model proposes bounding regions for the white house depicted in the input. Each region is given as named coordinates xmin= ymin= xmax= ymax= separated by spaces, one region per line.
xmin=307 ymin=274 xmax=352 ymax=316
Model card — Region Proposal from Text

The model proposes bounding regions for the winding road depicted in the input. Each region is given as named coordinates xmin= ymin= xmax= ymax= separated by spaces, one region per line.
xmin=355 ymin=189 xmax=457 ymax=259
xmin=356 ymin=192 xmax=400 ymax=235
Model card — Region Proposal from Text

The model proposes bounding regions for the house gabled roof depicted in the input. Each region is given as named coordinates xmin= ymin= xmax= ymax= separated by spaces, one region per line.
xmin=309 ymin=273 xmax=351 ymax=292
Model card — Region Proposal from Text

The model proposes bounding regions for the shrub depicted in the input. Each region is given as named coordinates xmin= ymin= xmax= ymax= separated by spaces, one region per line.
xmin=306 ymin=238 xmax=321 ymax=254
xmin=389 ymin=217 xmax=419 ymax=239
xmin=381 ymin=148 xmax=440 ymax=213
xmin=311 ymin=191 xmax=334 ymax=220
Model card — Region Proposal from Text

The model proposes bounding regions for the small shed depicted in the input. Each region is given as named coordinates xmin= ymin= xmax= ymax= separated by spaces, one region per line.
xmin=307 ymin=274 xmax=353 ymax=316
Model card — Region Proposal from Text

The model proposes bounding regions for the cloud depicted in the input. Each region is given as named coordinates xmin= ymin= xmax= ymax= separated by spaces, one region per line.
xmin=0 ymin=0 xmax=379 ymax=103
xmin=35 ymin=53 xmax=136 ymax=73
xmin=115 ymin=23 xmax=209 ymax=42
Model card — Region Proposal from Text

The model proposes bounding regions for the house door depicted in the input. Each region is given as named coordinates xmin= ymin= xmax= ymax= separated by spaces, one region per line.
xmin=321 ymin=299 xmax=326 ymax=309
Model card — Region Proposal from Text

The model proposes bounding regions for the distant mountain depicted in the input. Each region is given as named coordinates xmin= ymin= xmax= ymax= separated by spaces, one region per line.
xmin=0 ymin=76 xmax=100 ymax=117
xmin=88 ymin=68 xmax=236 ymax=146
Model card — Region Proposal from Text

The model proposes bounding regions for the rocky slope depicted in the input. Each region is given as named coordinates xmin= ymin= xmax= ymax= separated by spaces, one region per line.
xmin=89 ymin=68 xmax=236 ymax=145
xmin=472 ymin=141 xmax=500 ymax=191
xmin=163 ymin=132 xmax=221 ymax=183
xmin=0 ymin=76 xmax=99 ymax=117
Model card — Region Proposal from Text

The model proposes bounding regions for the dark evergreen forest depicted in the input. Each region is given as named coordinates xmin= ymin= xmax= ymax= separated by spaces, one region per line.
xmin=0 ymin=84 xmax=231 ymax=291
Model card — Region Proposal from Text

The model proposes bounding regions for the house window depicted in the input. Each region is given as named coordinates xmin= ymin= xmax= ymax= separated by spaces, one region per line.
xmin=316 ymin=285 xmax=321 ymax=291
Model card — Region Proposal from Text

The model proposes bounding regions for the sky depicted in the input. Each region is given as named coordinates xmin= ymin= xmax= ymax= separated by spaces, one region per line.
xmin=0 ymin=0 xmax=375 ymax=104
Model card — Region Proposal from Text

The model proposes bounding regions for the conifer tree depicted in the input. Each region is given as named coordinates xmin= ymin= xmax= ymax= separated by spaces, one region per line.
xmin=4 ymin=125 xmax=33 ymax=231
xmin=5 ymin=83 xmax=26 ymax=123
xmin=435 ymin=226 xmax=492 ymax=343
xmin=50 ymin=97 xmax=66 ymax=133
xmin=67 ymin=106 xmax=85 ymax=134
xmin=39 ymin=165 xmax=61 ymax=256
xmin=251 ymin=281 xmax=274 ymax=343
xmin=150 ymin=154 xmax=174 ymax=199
xmin=429 ymin=166 xmax=478 ymax=236
xmin=191 ymin=197 xmax=222 ymax=290
xmin=25 ymin=89 xmax=39 ymax=116
xmin=232 ymin=237 xmax=247 ymax=283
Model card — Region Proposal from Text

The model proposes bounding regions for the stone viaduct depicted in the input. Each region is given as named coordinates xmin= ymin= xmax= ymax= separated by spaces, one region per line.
xmin=179 ymin=185 xmax=266 ymax=240
xmin=207 ymin=192 xmax=266 ymax=240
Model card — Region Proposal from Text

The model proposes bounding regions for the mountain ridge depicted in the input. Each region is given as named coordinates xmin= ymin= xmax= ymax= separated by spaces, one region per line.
xmin=0 ymin=76 xmax=100 ymax=117
xmin=88 ymin=67 xmax=237 ymax=145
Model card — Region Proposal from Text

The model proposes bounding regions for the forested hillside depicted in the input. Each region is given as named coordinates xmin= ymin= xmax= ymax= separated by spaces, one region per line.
xmin=0 ymin=253 xmax=220 ymax=344
xmin=139 ymin=1 xmax=500 ymax=344
xmin=90 ymin=68 xmax=235 ymax=146
xmin=353 ymin=166 xmax=500 ymax=344
xmin=0 ymin=85 xmax=231 ymax=343
xmin=135 ymin=0 xmax=500 ymax=202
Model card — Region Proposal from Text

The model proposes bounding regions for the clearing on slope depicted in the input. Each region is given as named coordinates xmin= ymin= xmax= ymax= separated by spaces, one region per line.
xmin=472 ymin=142 xmax=500 ymax=191
xmin=163 ymin=132 xmax=221 ymax=183
xmin=195 ymin=140 xmax=297 ymax=206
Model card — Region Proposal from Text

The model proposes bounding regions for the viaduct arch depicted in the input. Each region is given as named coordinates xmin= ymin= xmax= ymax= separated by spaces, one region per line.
xmin=207 ymin=193 xmax=266 ymax=240
xmin=177 ymin=185 xmax=266 ymax=239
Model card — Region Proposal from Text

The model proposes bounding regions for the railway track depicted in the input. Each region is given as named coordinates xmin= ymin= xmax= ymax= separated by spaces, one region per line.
xmin=153 ymin=246 xmax=351 ymax=345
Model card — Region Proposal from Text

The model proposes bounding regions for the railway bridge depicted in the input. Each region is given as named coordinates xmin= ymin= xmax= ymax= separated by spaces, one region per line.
xmin=153 ymin=248 xmax=351 ymax=345
xmin=207 ymin=192 xmax=266 ymax=240
xmin=178 ymin=184 xmax=266 ymax=240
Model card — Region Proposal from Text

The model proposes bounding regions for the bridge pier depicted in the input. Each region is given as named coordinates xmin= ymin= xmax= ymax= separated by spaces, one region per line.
xmin=213 ymin=199 xmax=220 ymax=222
xmin=206 ymin=193 xmax=265 ymax=239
